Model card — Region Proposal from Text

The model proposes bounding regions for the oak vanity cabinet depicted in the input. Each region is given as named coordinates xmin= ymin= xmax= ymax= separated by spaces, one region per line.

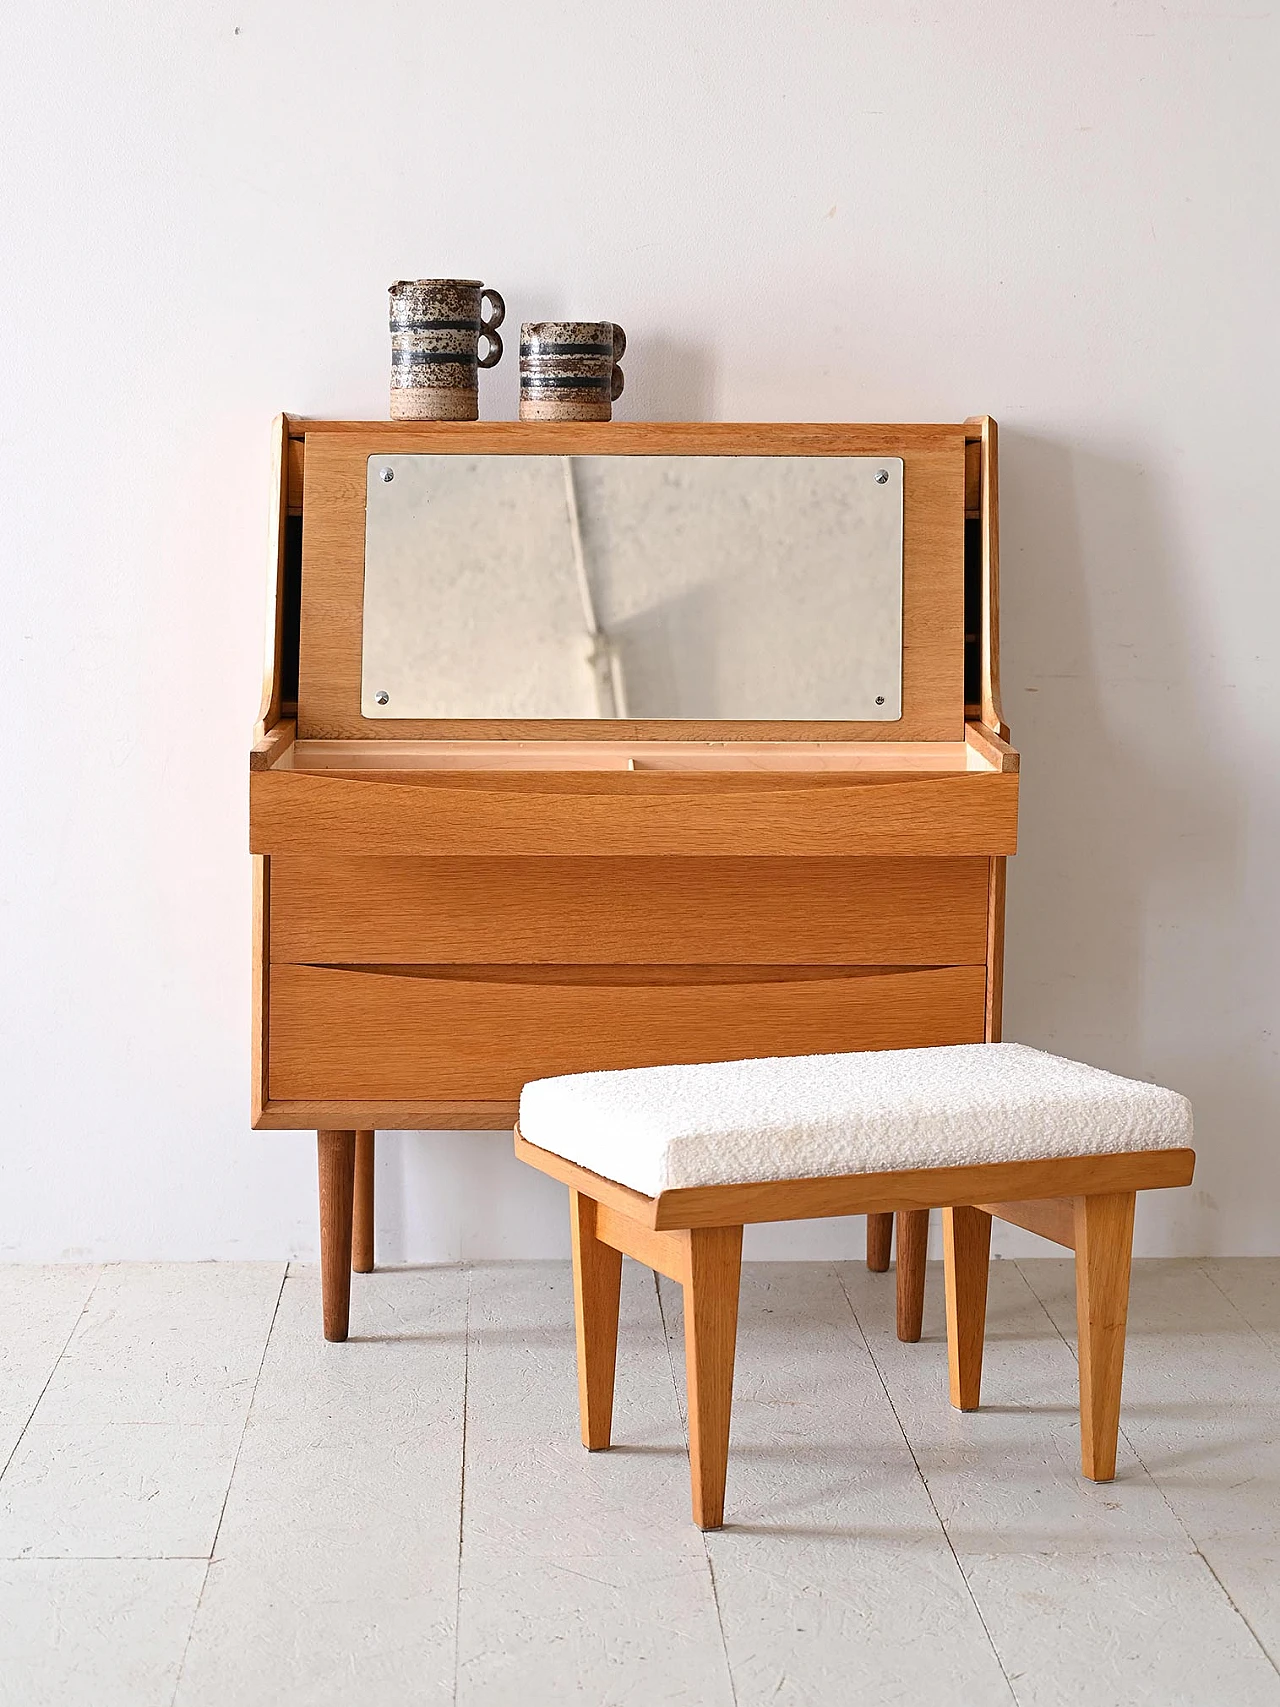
xmin=250 ymin=418 xmax=1016 ymax=1339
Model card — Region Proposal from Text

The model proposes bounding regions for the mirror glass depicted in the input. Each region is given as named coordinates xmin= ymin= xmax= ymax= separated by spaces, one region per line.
xmin=361 ymin=454 xmax=903 ymax=720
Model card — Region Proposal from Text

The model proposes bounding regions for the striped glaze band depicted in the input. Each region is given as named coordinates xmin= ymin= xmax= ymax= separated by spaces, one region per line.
xmin=388 ymin=279 xmax=505 ymax=419
xmin=518 ymin=320 xmax=626 ymax=420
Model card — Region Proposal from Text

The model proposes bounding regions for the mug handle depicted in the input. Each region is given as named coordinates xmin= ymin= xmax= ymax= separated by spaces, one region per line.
xmin=478 ymin=288 xmax=505 ymax=369
xmin=611 ymin=323 xmax=626 ymax=401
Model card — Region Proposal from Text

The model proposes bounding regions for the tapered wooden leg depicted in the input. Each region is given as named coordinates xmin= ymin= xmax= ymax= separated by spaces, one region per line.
xmin=866 ymin=1212 xmax=893 ymax=1272
xmin=943 ymin=1205 xmax=992 ymax=1409
xmin=352 ymin=1130 xmax=375 ymax=1274
xmin=317 ymin=1131 xmax=356 ymax=1342
xmin=1074 ymin=1191 xmax=1136 ymax=1481
xmin=896 ymin=1208 xmax=930 ymax=1341
xmin=683 ymin=1225 xmax=744 ymax=1530
xmin=570 ymin=1192 xmax=623 ymax=1450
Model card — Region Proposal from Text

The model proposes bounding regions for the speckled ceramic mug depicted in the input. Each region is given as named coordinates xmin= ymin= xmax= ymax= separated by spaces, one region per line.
xmin=388 ymin=279 xmax=505 ymax=421
xmin=519 ymin=321 xmax=626 ymax=421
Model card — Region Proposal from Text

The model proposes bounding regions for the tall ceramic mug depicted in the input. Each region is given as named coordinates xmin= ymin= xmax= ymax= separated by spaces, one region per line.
xmin=519 ymin=321 xmax=626 ymax=421
xmin=388 ymin=279 xmax=505 ymax=421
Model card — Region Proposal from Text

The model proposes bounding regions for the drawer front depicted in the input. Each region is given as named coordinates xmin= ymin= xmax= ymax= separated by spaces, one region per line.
xmin=251 ymin=767 xmax=1018 ymax=857
xmin=269 ymin=855 xmax=990 ymax=967
xmin=268 ymin=963 xmax=989 ymax=1101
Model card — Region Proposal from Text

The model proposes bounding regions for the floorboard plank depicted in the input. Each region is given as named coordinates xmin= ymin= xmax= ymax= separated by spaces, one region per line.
xmin=0 ymin=1267 xmax=99 ymax=1472
xmin=1201 ymin=1258 xmax=1280 ymax=1361
xmin=840 ymin=1258 xmax=1280 ymax=1706
xmin=0 ymin=1558 xmax=205 ymax=1707
xmin=0 ymin=1264 xmax=283 ymax=1562
xmin=173 ymin=1265 xmax=468 ymax=1707
xmin=663 ymin=1261 xmax=1014 ymax=1705
xmin=31 ymin=1263 xmax=285 ymax=1428
xmin=456 ymin=1260 xmax=735 ymax=1706
xmin=1019 ymin=1256 xmax=1280 ymax=1684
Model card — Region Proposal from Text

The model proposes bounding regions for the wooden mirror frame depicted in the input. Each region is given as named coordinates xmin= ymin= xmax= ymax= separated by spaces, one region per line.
xmin=268 ymin=421 xmax=970 ymax=744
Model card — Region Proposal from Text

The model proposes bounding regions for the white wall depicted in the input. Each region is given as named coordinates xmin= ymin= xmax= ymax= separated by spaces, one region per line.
xmin=2 ymin=2 xmax=1276 ymax=1262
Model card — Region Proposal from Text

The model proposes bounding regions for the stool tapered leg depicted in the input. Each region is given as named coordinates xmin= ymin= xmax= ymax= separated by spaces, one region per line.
xmin=352 ymin=1130 xmax=375 ymax=1274
xmin=570 ymin=1192 xmax=623 ymax=1450
xmin=1075 ymin=1191 xmax=1136 ymax=1481
xmin=683 ymin=1225 xmax=743 ymax=1530
xmin=317 ymin=1131 xmax=356 ymax=1342
xmin=866 ymin=1212 xmax=893 ymax=1272
xmin=943 ymin=1205 xmax=992 ymax=1409
xmin=896 ymin=1208 xmax=930 ymax=1341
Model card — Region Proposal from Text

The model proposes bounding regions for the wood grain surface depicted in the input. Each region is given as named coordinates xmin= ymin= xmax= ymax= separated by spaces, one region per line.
xmin=943 ymin=1204 xmax=993 ymax=1409
xmin=256 ymin=1096 xmax=519 ymax=1132
xmin=268 ymin=853 xmax=990 ymax=966
xmin=511 ymin=1133 xmax=1196 ymax=1232
xmin=250 ymin=766 xmax=1018 ymax=857
xmin=977 ymin=1196 xmax=1076 ymax=1248
xmin=570 ymin=1191 xmax=624 ymax=1449
xmin=1075 ymin=1191 xmax=1137 ymax=1480
xmin=294 ymin=422 xmax=967 ymax=742
xmin=268 ymin=962 xmax=989 ymax=1101
xmin=684 ymin=1225 xmax=744 ymax=1529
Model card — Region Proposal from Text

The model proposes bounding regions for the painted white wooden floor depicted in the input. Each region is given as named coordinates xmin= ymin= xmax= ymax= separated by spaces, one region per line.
xmin=1 ymin=1258 xmax=1279 ymax=1706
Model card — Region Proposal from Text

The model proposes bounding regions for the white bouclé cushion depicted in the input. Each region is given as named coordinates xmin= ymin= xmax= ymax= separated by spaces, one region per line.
xmin=518 ymin=1043 xmax=1193 ymax=1198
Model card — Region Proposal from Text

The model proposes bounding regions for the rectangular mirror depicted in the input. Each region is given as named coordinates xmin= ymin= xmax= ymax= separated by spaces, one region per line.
xmin=360 ymin=453 xmax=903 ymax=720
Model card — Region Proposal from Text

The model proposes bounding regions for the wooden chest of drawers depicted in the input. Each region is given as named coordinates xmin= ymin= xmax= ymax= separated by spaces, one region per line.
xmin=250 ymin=416 xmax=1016 ymax=1337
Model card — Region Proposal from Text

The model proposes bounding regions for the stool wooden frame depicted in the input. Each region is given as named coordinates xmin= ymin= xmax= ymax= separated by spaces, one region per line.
xmin=515 ymin=1126 xmax=1195 ymax=1529
xmin=251 ymin=416 xmax=1015 ymax=1341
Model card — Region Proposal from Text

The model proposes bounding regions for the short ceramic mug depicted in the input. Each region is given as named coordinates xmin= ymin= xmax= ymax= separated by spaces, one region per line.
xmin=388 ymin=279 xmax=505 ymax=421
xmin=519 ymin=321 xmax=626 ymax=421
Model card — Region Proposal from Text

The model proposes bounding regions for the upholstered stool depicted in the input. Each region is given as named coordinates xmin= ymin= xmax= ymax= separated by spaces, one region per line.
xmin=515 ymin=1043 xmax=1194 ymax=1529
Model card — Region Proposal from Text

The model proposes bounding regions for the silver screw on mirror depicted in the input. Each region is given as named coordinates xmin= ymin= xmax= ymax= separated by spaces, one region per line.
xmin=875 ymin=469 xmax=889 ymax=484
xmin=375 ymin=691 xmax=390 ymax=705
xmin=379 ymin=467 xmax=394 ymax=483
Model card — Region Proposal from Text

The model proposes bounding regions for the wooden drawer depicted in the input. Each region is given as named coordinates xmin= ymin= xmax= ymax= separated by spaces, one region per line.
xmin=267 ymin=963 xmax=989 ymax=1101
xmin=251 ymin=766 xmax=1018 ymax=857
xmin=269 ymin=855 xmax=991 ymax=967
